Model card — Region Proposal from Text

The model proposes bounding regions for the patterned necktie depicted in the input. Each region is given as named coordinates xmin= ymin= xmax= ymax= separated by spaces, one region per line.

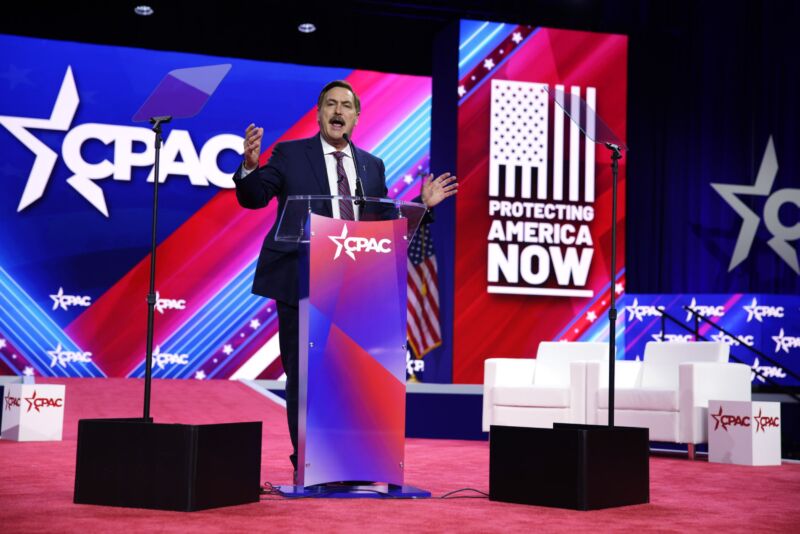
xmin=332 ymin=151 xmax=354 ymax=220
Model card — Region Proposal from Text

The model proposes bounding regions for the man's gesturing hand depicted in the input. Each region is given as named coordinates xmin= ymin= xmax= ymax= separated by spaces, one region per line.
xmin=421 ymin=172 xmax=458 ymax=208
xmin=243 ymin=123 xmax=263 ymax=171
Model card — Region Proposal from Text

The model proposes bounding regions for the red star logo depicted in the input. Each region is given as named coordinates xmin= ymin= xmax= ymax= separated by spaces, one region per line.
xmin=24 ymin=390 xmax=39 ymax=413
xmin=710 ymin=405 xmax=727 ymax=431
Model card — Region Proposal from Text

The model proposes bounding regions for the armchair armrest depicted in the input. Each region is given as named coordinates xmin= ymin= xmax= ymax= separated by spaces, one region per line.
xmin=679 ymin=362 xmax=752 ymax=443
xmin=569 ymin=360 xmax=588 ymax=423
xmin=483 ymin=358 xmax=537 ymax=432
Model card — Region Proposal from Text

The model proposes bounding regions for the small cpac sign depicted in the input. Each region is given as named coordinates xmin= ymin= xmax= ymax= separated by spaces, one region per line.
xmin=329 ymin=224 xmax=392 ymax=261
xmin=1 ymin=384 xmax=66 ymax=442
xmin=708 ymin=400 xmax=781 ymax=466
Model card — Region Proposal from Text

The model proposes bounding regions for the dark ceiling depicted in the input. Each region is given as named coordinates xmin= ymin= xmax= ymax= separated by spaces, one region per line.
xmin=1 ymin=1 xmax=685 ymax=75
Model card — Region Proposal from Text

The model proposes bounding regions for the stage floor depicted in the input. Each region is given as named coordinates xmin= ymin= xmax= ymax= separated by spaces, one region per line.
xmin=1 ymin=377 xmax=798 ymax=532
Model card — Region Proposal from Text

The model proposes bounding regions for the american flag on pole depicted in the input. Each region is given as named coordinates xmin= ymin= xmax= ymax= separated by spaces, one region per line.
xmin=407 ymin=224 xmax=442 ymax=358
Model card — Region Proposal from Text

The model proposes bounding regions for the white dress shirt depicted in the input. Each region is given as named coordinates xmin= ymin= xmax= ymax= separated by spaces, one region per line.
xmin=319 ymin=136 xmax=359 ymax=220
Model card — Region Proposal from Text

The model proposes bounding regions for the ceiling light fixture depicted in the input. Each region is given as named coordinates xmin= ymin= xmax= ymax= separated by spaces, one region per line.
xmin=134 ymin=5 xmax=154 ymax=16
xmin=298 ymin=23 xmax=316 ymax=34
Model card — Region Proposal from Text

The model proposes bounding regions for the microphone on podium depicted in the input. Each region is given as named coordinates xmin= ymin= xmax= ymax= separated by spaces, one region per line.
xmin=343 ymin=133 xmax=366 ymax=206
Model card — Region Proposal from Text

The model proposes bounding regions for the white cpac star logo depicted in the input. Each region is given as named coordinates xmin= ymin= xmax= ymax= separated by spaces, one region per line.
xmin=49 ymin=287 xmax=92 ymax=311
xmin=710 ymin=331 xmax=754 ymax=347
xmin=711 ymin=136 xmax=800 ymax=273
xmin=328 ymin=224 xmax=392 ymax=261
xmin=742 ymin=297 xmax=784 ymax=322
xmin=47 ymin=342 xmax=93 ymax=368
xmin=772 ymin=328 xmax=800 ymax=354
xmin=329 ymin=224 xmax=353 ymax=260
xmin=0 ymin=66 xmax=79 ymax=213
xmin=624 ymin=298 xmax=664 ymax=322
xmin=0 ymin=66 xmax=242 ymax=217
xmin=750 ymin=357 xmax=786 ymax=383
xmin=150 ymin=345 xmax=189 ymax=370
xmin=684 ymin=297 xmax=725 ymax=322
xmin=153 ymin=291 xmax=186 ymax=314
xmin=651 ymin=331 xmax=694 ymax=343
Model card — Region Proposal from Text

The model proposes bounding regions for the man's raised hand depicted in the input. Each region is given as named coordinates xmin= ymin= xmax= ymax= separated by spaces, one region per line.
xmin=243 ymin=123 xmax=263 ymax=171
xmin=421 ymin=172 xmax=458 ymax=208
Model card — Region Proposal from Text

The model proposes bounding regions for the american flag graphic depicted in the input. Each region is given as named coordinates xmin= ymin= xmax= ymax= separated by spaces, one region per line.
xmin=407 ymin=224 xmax=441 ymax=358
xmin=490 ymin=80 xmax=597 ymax=202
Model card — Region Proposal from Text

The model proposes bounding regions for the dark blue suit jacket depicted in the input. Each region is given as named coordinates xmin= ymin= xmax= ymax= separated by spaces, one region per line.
xmin=234 ymin=134 xmax=388 ymax=304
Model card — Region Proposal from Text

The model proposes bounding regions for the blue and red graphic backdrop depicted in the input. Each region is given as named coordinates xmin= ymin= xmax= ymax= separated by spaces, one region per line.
xmin=452 ymin=22 xmax=628 ymax=383
xmin=0 ymin=34 xmax=432 ymax=380
xmin=621 ymin=294 xmax=800 ymax=388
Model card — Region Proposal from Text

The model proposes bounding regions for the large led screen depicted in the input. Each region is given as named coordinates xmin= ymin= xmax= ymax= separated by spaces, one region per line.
xmin=453 ymin=21 xmax=628 ymax=383
xmin=0 ymin=34 xmax=432 ymax=380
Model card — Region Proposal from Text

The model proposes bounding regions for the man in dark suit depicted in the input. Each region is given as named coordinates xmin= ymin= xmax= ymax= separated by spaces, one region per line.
xmin=233 ymin=80 xmax=456 ymax=474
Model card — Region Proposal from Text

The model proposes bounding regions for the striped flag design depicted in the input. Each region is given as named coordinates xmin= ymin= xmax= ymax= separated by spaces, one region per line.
xmin=407 ymin=224 xmax=441 ymax=358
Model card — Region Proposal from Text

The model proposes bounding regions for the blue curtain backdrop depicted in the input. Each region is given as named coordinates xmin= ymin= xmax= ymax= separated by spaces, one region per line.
xmin=626 ymin=0 xmax=799 ymax=294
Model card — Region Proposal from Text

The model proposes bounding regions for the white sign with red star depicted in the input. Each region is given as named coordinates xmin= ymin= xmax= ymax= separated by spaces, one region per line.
xmin=708 ymin=400 xmax=781 ymax=466
xmin=1 ymin=383 xmax=65 ymax=441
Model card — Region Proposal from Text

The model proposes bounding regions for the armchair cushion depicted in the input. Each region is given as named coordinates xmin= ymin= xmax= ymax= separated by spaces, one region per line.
xmin=598 ymin=388 xmax=679 ymax=411
xmin=640 ymin=341 xmax=729 ymax=389
xmin=493 ymin=386 xmax=571 ymax=408
xmin=533 ymin=342 xmax=609 ymax=387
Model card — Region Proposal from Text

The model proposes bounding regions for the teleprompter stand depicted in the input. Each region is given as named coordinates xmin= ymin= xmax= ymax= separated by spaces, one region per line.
xmin=72 ymin=65 xmax=262 ymax=512
xmin=489 ymin=86 xmax=649 ymax=510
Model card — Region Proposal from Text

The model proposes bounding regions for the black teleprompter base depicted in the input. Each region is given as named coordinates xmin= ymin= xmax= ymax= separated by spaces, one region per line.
xmin=490 ymin=423 xmax=649 ymax=510
xmin=73 ymin=418 xmax=262 ymax=511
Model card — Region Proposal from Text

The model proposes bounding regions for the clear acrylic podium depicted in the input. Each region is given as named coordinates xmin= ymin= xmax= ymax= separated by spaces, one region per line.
xmin=275 ymin=195 xmax=431 ymax=498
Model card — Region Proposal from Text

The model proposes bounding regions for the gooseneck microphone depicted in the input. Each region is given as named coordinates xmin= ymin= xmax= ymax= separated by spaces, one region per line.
xmin=343 ymin=133 xmax=366 ymax=209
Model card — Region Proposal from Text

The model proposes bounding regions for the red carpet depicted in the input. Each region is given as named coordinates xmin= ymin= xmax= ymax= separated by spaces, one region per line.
xmin=1 ymin=378 xmax=798 ymax=532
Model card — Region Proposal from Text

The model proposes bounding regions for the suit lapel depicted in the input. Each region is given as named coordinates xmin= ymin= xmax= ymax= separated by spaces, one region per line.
xmin=354 ymin=146 xmax=370 ymax=193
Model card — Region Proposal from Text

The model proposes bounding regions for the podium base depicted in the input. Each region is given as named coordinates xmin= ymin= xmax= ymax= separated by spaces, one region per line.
xmin=490 ymin=423 xmax=649 ymax=510
xmin=74 ymin=418 xmax=262 ymax=511
xmin=277 ymin=483 xmax=431 ymax=499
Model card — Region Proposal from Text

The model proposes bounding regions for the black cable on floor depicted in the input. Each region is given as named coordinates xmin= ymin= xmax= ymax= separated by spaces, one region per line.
xmin=438 ymin=488 xmax=489 ymax=499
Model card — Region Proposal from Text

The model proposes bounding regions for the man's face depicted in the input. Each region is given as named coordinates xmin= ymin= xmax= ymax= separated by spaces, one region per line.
xmin=317 ymin=86 xmax=359 ymax=149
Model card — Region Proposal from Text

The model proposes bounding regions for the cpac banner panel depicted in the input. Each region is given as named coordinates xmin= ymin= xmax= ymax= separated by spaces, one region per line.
xmin=453 ymin=22 xmax=628 ymax=383
xmin=622 ymin=294 xmax=800 ymax=388
xmin=0 ymin=34 xmax=432 ymax=380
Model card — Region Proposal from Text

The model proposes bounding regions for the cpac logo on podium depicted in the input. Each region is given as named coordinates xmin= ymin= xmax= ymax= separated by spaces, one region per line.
xmin=329 ymin=224 xmax=392 ymax=261
xmin=0 ymin=66 xmax=243 ymax=217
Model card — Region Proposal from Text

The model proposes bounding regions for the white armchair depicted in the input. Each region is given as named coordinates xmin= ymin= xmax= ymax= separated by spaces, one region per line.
xmin=587 ymin=341 xmax=751 ymax=450
xmin=482 ymin=342 xmax=609 ymax=432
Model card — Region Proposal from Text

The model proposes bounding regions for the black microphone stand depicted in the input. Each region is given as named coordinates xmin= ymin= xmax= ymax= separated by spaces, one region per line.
xmin=142 ymin=115 xmax=171 ymax=422
xmin=343 ymin=133 xmax=366 ymax=213
xmin=605 ymin=141 xmax=622 ymax=427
